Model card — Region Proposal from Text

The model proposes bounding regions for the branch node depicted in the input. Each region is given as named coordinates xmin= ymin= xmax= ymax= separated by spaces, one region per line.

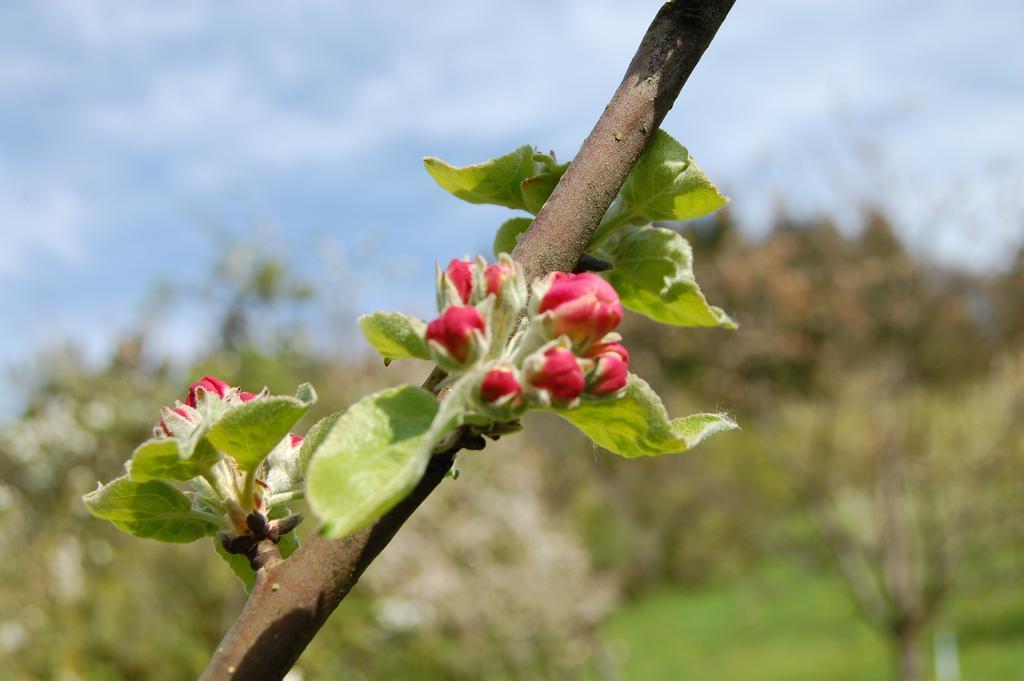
xmin=573 ymin=253 xmax=613 ymax=273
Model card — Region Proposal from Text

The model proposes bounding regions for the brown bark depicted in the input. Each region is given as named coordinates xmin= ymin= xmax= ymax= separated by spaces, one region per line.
xmin=200 ymin=2 xmax=737 ymax=679
xmin=200 ymin=451 xmax=455 ymax=680
xmin=892 ymin=619 xmax=924 ymax=681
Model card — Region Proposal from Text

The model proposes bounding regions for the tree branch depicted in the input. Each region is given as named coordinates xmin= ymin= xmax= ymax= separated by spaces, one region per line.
xmin=200 ymin=2 xmax=735 ymax=678
xmin=200 ymin=450 xmax=456 ymax=680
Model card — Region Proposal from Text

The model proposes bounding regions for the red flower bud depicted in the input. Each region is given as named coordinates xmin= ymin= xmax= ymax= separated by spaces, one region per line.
xmin=537 ymin=272 xmax=623 ymax=347
xmin=527 ymin=347 xmax=585 ymax=405
xmin=484 ymin=262 xmax=514 ymax=298
xmin=584 ymin=340 xmax=629 ymax=362
xmin=445 ymin=258 xmax=475 ymax=304
xmin=289 ymin=434 xmax=304 ymax=448
xmin=425 ymin=306 xmax=486 ymax=364
xmin=480 ymin=367 xmax=523 ymax=406
xmin=186 ymin=375 xmax=230 ymax=407
xmin=158 ymin=406 xmax=192 ymax=437
xmin=585 ymin=342 xmax=630 ymax=396
xmin=239 ymin=391 xmax=258 ymax=402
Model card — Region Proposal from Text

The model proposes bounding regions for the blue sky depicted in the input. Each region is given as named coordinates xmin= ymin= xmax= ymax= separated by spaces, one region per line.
xmin=2 ymin=0 xmax=1022 ymax=411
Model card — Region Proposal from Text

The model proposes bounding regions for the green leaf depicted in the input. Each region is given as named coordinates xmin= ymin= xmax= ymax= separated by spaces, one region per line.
xmin=265 ymin=411 xmax=342 ymax=502
xmin=278 ymin=519 xmax=300 ymax=558
xmin=205 ymin=384 xmax=316 ymax=472
xmin=299 ymin=411 xmax=342 ymax=472
xmin=424 ymin=146 xmax=534 ymax=209
xmin=215 ymin=540 xmax=258 ymax=591
xmin=83 ymin=477 xmax=217 ymax=543
xmin=607 ymin=226 xmax=736 ymax=329
xmin=188 ymin=435 xmax=223 ymax=469
xmin=127 ymin=438 xmax=200 ymax=483
xmin=294 ymin=382 xmax=316 ymax=403
xmin=520 ymin=161 xmax=568 ymax=214
xmin=549 ymin=374 xmax=737 ymax=457
xmin=493 ymin=217 xmax=533 ymax=258
xmin=306 ymin=385 xmax=439 ymax=539
xmin=424 ymin=147 xmax=562 ymax=213
xmin=619 ymin=129 xmax=728 ymax=222
xmin=358 ymin=312 xmax=430 ymax=362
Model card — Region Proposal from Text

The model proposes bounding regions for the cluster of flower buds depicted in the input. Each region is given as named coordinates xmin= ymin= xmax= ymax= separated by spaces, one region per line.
xmin=424 ymin=254 xmax=631 ymax=415
xmin=152 ymin=375 xmax=307 ymax=526
xmin=425 ymin=254 xmax=528 ymax=372
xmin=518 ymin=272 xmax=629 ymax=406
xmin=436 ymin=254 xmax=524 ymax=310
xmin=152 ymin=376 xmax=309 ymax=455
xmin=153 ymin=375 xmax=267 ymax=440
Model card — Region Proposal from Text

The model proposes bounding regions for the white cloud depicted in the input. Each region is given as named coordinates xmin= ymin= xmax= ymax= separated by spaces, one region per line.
xmin=51 ymin=4 xmax=612 ymax=151
xmin=0 ymin=0 xmax=1022 ymax=386
xmin=73 ymin=0 xmax=649 ymax=186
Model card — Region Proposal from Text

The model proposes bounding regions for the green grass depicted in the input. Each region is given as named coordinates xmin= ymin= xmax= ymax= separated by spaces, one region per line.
xmin=600 ymin=562 xmax=1024 ymax=681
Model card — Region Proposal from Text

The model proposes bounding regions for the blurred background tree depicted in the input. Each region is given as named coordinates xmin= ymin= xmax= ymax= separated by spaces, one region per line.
xmin=2 ymin=208 xmax=1022 ymax=680
xmin=762 ymin=368 xmax=1024 ymax=681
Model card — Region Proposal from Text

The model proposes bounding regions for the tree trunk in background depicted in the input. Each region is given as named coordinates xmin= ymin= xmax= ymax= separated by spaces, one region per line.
xmin=893 ymin=621 xmax=923 ymax=681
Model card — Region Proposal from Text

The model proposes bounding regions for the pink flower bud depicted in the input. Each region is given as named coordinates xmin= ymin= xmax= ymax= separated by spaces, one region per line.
xmin=527 ymin=347 xmax=585 ymax=405
xmin=289 ymin=434 xmax=304 ymax=448
xmin=425 ymin=306 xmax=486 ymax=364
xmin=537 ymin=272 xmax=623 ymax=347
xmin=584 ymin=340 xmax=630 ymax=363
xmin=585 ymin=342 xmax=630 ymax=396
xmin=483 ymin=262 xmax=514 ymax=298
xmin=158 ymin=406 xmax=192 ymax=437
xmin=480 ymin=367 xmax=523 ymax=406
xmin=445 ymin=258 xmax=475 ymax=304
xmin=186 ymin=375 xmax=230 ymax=407
xmin=239 ymin=391 xmax=258 ymax=402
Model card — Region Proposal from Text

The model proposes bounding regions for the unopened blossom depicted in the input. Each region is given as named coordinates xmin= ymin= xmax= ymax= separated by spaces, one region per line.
xmin=536 ymin=272 xmax=623 ymax=348
xmin=480 ymin=366 xmax=523 ymax=407
xmin=484 ymin=261 xmax=515 ymax=297
xmin=186 ymin=375 xmax=230 ymax=407
xmin=526 ymin=347 xmax=585 ymax=405
xmin=426 ymin=306 xmax=487 ymax=364
xmin=584 ymin=341 xmax=629 ymax=396
xmin=444 ymin=258 xmax=475 ymax=304
xmin=158 ymin=406 xmax=193 ymax=438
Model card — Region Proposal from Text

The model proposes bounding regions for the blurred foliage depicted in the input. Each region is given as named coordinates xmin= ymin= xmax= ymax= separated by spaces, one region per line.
xmin=1 ymin=210 xmax=1023 ymax=680
xmin=654 ymin=212 xmax=1000 ymax=406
